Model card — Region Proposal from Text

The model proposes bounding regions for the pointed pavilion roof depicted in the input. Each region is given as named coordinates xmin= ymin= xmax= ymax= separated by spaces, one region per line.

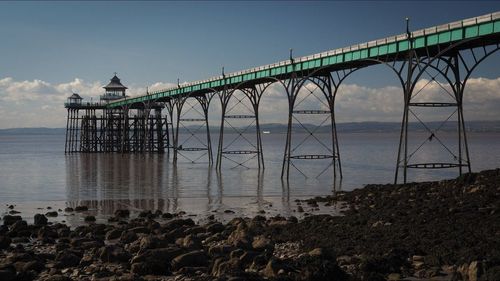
xmin=68 ymin=93 xmax=83 ymax=100
xmin=103 ymin=74 xmax=128 ymax=90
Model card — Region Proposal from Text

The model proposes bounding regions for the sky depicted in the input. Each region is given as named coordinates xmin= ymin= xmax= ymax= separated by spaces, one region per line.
xmin=0 ymin=1 xmax=499 ymax=128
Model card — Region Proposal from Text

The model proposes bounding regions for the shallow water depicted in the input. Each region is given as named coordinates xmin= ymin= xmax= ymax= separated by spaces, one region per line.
xmin=1 ymin=131 xmax=499 ymax=224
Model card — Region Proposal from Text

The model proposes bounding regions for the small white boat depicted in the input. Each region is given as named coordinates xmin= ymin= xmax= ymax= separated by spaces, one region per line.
xmin=262 ymin=131 xmax=270 ymax=134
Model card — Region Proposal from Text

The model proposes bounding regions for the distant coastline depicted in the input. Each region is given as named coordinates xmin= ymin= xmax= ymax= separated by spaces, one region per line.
xmin=2 ymin=120 xmax=500 ymax=135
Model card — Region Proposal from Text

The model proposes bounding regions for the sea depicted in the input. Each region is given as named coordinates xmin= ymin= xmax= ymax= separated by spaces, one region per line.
xmin=1 ymin=131 xmax=499 ymax=225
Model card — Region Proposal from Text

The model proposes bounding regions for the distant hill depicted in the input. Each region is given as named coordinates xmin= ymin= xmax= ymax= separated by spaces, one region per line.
xmin=0 ymin=127 xmax=66 ymax=135
xmin=1 ymin=121 xmax=500 ymax=135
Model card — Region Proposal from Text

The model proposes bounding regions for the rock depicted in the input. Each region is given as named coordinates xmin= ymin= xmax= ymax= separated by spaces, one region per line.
xmin=9 ymin=220 xmax=28 ymax=233
xmin=263 ymin=258 xmax=283 ymax=278
xmin=296 ymin=252 xmax=348 ymax=281
xmin=252 ymin=235 xmax=274 ymax=251
xmin=0 ymin=236 xmax=11 ymax=249
xmin=163 ymin=218 xmax=195 ymax=231
xmin=74 ymin=205 xmax=88 ymax=212
xmin=37 ymin=226 xmax=58 ymax=240
xmin=468 ymin=261 xmax=484 ymax=281
xmin=98 ymin=245 xmax=131 ymax=263
xmin=162 ymin=212 xmax=174 ymax=219
xmin=227 ymin=223 xmax=253 ymax=249
xmin=45 ymin=211 xmax=58 ymax=217
xmin=481 ymin=266 xmax=500 ymax=281
xmin=387 ymin=273 xmax=402 ymax=280
xmin=2 ymin=215 xmax=21 ymax=226
xmin=34 ymin=214 xmax=48 ymax=226
xmin=120 ymin=231 xmax=138 ymax=244
xmin=8 ymin=205 xmax=14 ymax=209
xmin=44 ymin=275 xmax=71 ymax=281
xmin=297 ymin=206 xmax=304 ymax=213
xmin=131 ymin=261 xmax=170 ymax=276
xmin=208 ymin=244 xmax=234 ymax=257
xmin=114 ymin=209 xmax=130 ymax=218
xmin=84 ymin=215 xmax=96 ymax=222
xmin=55 ymin=250 xmax=81 ymax=268
xmin=176 ymin=234 xmax=201 ymax=250
xmin=171 ymin=250 xmax=208 ymax=271
xmin=0 ymin=270 xmax=16 ymax=281
xmin=206 ymin=222 xmax=225 ymax=233
xmin=64 ymin=207 xmax=74 ymax=212
xmin=131 ymin=247 xmax=183 ymax=275
xmin=138 ymin=235 xmax=169 ymax=250
xmin=105 ymin=229 xmax=122 ymax=240
xmin=211 ymin=257 xmax=242 ymax=277
xmin=129 ymin=226 xmax=149 ymax=234
xmin=22 ymin=260 xmax=45 ymax=272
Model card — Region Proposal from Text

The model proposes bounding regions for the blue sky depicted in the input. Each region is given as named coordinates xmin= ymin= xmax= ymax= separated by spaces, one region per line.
xmin=0 ymin=1 xmax=499 ymax=128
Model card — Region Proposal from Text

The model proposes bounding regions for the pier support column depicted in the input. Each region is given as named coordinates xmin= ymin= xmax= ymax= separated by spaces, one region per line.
xmin=216 ymin=83 xmax=269 ymax=170
xmin=394 ymin=42 xmax=500 ymax=183
xmin=172 ymin=93 xmax=214 ymax=165
xmin=65 ymin=108 xmax=81 ymax=153
xmin=281 ymin=71 xmax=354 ymax=180
xmin=120 ymin=106 xmax=130 ymax=153
xmin=165 ymin=99 xmax=175 ymax=156
xmin=80 ymin=108 xmax=98 ymax=152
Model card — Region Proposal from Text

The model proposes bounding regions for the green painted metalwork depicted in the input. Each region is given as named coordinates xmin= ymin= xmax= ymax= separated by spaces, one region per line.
xmin=108 ymin=12 xmax=500 ymax=108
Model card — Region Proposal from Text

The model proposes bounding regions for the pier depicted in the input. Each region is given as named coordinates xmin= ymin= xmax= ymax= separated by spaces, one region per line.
xmin=65 ymin=12 xmax=500 ymax=183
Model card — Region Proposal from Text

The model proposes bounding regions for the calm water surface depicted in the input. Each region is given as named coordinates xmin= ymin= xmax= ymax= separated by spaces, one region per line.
xmin=1 ymin=132 xmax=499 ymax=224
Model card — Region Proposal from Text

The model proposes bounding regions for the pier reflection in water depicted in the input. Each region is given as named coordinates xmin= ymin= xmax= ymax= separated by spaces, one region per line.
xmin=64 ymin=153 xmax=339 ymax=221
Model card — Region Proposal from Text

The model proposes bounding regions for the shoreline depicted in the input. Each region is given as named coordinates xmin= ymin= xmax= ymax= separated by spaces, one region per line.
xmin=1 ymin=169 xmax=499 ymax=280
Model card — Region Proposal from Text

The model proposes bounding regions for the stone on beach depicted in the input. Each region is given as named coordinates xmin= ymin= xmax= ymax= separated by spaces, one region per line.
xmin=34 ymin=214 xmax=48 ymax=226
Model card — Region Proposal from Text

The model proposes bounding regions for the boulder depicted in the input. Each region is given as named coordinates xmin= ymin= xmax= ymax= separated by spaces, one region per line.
xmin=37 ymin=226 xmax=58 ymax=240
xmin=0 ymin=270 xmax=16 ymax=281
xmin=176 ymin=234 xmax=201 ymax=250
xmin=22 ymin=260 xmax=45 ymax=272
xmin=171 ymin=250 xmax=208 ymax=271
xmin=262 ymin=258 xmax=283 ymax=278
xmin=98 ymin=245 xmax=131 ymax=263
xmin=2 ymin=215 xmax=21 ymax=226
xmin=119 ymin=231 xmax=138 ymax=244
xmin=0 ymin=236 xmax=11 ymax=249
xmin=34 ymin=214 xmax=48 ymax=226
xmin=105 ymin=229 xmax=122 ymax=240
xmin=252 ymin=235 xmax=274 ymax=251
xmin=55 ymin=250 xmax=81 ymax=268
xmin=44 ymin=275 xmax=72 ymax=281
xmin=227 ymin=224 xmax=253 ymax=249
xmin=138 ymin=235 xmax=169 ymax=250
xmin=114 ymin=209 xmax=130 ymax=218
xmin=84 ymin=215 xmax=96 ymax=222
xmin=211 ymin=257 xmax=242 ymax=277
xmin=130 ymin=247 xmax=182 ymax=275
xmin=468 ymin=261 xmax=484 ymax=281
xmin=74 ymin=206 xmax=88 ymax=212
xmin=206 ymin=222 xmax=225 ymax=234
xmin=208 ymin=244 xmax=234 ymax=257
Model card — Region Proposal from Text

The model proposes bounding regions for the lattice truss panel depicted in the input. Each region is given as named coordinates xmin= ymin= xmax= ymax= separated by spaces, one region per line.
xmin=218 ymin=88 xmax=263 ymax=169
xmin=286 ymin=77 xmax=340 ymax=179
xmin=174 ymin=95 xmax=213 ymax=164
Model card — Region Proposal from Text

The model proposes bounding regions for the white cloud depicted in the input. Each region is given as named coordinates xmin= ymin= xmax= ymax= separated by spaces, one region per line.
xmin=0 ymin=76 xmax=499 ymax=128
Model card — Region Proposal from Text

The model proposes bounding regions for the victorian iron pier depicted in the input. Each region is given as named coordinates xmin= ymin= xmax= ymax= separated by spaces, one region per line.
xmin=65 ymin=12 xmax=500 ymax=183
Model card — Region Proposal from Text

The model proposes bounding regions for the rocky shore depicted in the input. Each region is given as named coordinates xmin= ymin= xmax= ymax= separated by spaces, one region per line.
xmin=1 ymin=169 xmax=499 ymax=281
